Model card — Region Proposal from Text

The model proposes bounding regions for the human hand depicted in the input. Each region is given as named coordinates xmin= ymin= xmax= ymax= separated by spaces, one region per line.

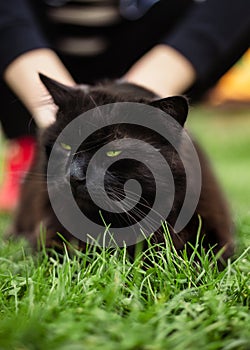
xmin=4 ymin=48 xmax=75 ymax=128
xmin=124 ymin=45 xmax=196 ymax=97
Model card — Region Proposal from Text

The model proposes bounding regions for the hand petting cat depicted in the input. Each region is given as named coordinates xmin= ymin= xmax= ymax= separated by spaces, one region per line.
xmin=124 ymin=45 xmax=196 ymax=98
xmin=3 ymin=48 xmax=75 ymax=128
xmin=3 ymin=45 xmax=197 ymax=129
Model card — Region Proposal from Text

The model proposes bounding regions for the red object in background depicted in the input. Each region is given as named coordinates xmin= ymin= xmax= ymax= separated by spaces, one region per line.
xmin=0 ymin=136 xmax=36 ymax=212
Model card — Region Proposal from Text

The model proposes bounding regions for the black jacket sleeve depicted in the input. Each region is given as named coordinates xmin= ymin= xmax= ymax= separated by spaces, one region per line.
xmin=164 ymin=0 xmax=250 ymax=81
xmin=0 ymin=0 xmax=49 ymax=77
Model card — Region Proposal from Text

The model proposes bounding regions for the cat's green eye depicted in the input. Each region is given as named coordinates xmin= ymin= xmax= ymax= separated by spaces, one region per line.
xmin=106 ymin=150 xmax=122 ymax=157
xmin=60 ymin=142 xmax=72 ymax=151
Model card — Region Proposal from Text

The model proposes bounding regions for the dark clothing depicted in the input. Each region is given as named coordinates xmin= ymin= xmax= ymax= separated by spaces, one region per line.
xmin=0 ymin=0 xmax=249 ymax=138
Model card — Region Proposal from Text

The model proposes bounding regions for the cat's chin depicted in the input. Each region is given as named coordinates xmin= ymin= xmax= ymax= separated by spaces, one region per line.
xmin=73 ymin=195 xmax=93 ymax=208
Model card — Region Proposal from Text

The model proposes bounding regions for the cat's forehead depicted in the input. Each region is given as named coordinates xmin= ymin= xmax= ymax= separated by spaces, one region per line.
xmin=52 ymin=101 xmax=166 ymax=146
xmin=78 ymin=122 xmax=164 ymax=150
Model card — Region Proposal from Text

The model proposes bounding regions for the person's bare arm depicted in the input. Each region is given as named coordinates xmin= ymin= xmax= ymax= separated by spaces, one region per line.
xmin=4 ymin=48 xmax=75 ymax=128
xmin=124 ymin=45 xmax=196 ymax=97
xmin=4 ymin=45 xmax=195 ymax=128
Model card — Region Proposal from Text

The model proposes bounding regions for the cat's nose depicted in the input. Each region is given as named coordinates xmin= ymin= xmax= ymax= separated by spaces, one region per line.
xmin=70 ymin=163 xmax=85 ymax=186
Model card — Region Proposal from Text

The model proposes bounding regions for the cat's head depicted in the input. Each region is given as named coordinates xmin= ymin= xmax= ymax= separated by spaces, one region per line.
xmin=40 ymin=74 xmax=189 ymax=229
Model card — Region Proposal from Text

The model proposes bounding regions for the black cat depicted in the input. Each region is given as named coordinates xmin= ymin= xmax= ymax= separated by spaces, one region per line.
xmin=9 ymin=74 xmax=234 ymax=262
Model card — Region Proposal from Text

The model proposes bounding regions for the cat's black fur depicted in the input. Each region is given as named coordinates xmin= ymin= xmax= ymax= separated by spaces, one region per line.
xmin=9 ymin=75 xmax=234 ymax=262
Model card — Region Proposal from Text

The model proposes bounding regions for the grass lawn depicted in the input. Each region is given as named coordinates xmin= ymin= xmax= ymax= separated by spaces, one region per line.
xmin=0 ymin=106 xmax=249 ymax=350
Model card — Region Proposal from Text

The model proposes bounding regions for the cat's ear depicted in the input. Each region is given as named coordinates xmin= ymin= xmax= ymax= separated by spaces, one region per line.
xmin=39 ymin=73 xmax=77 ymax=107
xmin=150 ymin=96 xmax=188 ymax=126
xmin=39 ymin=73 xmax=90 ymax=111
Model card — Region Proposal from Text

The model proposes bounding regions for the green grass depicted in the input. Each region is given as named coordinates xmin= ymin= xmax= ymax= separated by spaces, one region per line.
xmin=0 ymin=107 xmax=250 ymax=350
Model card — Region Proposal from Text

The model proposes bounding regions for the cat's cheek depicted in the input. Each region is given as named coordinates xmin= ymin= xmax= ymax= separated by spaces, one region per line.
xmin=63 ymin=165 xmax=71 ymax=184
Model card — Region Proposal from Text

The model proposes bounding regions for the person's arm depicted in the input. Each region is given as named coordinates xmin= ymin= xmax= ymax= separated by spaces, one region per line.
xmin=125 ymin=44 xmax=196 ymax=97
xmin=4 ymin=49 xmax=75 ymax=128
xmin=0 ymin=1 xmax=75 ymax=127
xmin=125 ymin=0 xmax=250 ymax=97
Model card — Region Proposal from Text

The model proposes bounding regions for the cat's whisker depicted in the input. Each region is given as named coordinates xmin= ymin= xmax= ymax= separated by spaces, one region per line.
xmin=107 ymin=192 xmax=144 ymax=235
xmin=32 ymin=174 xmax=58 ymax=181
xmin=4 ymin=170 xmax=45 ymax=178
xmin=122 ymin=202 xmax=157 ymax=234
xmin=110 ymin=185 xmax=166 ymax=222
xmin=107 ymin=190 xmax=156 ymax=234
xmin=108 ymin=187 xmax=163 ymax=233
xmin=88 ymin=94 xmax=106 ymax=125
